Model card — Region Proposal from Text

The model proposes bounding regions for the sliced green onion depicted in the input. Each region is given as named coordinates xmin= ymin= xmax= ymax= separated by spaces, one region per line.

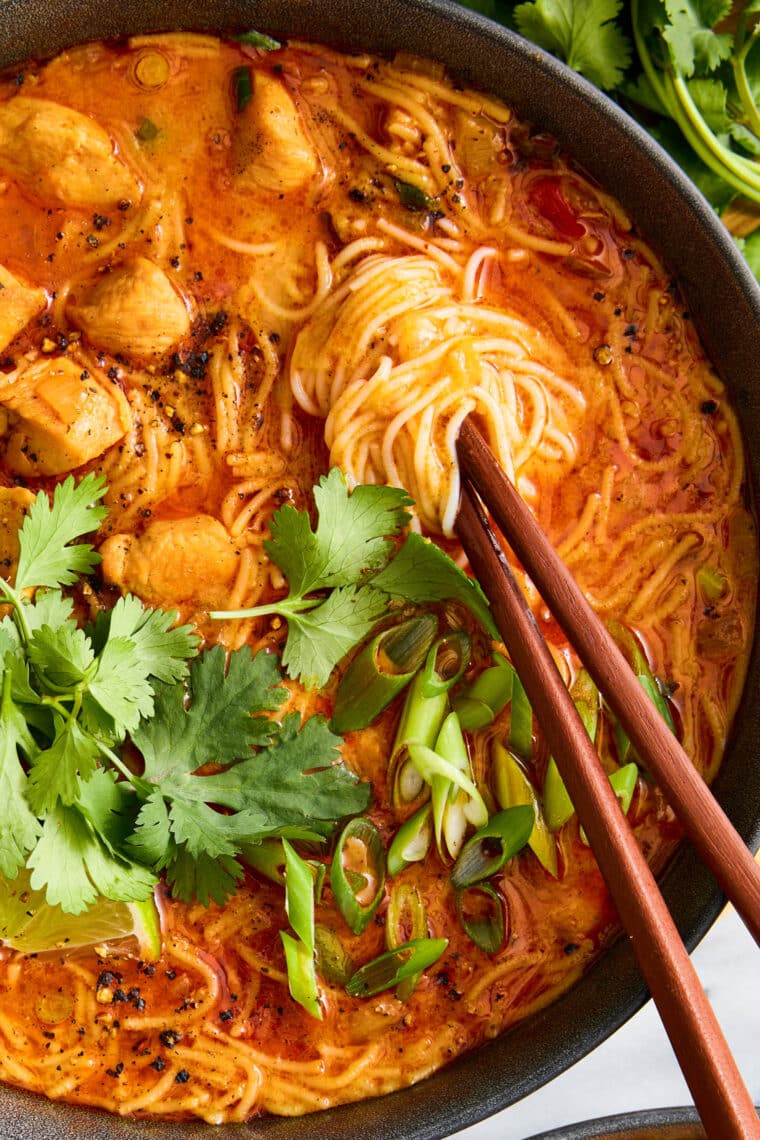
xmin=387 ymin=803 xmax=433 ymax=877
xmin=281 ymin=930 xmax=322 ymax=1019
xmin=420 ymin=631 xmax=471 ymax=699
xmin=407 ymin=742 xmax=487 ymax=820
xmin=696 ymin=564 xmax=727 ymax=605
xmin=452 ymin=696 xmax=495 ymax=732
xmin=135 ymin=117 xmax=159 ymax=143
xmin=330 ymin=818 xmax=386 ymax=935
xmin=615 ymin=676 xmax=674 ymax=769
xmin=346 ymin=937 xmax=448 ymax=998
xmin=431 ymin=712 xmax=487 ymax=861
xmin=492 ymin=742 xmax=557 ymax=878
xmin=636 ymin=673 xmax=676 ymax=734
xmin=609 ymin=762 xmax=638 ymax=814
xmin=239 ymin=838 xmax=285 ymax=884
xmin=306 ymin=859 xmax=327 ymax=904
xmin=580 ymin=762 xmax=639 ymax=845
xmin=508 ymin=673 xmax=532 ymax=759
xmin=450 ymin=805 xmax=534 ymax=889
xmin=544 ymin=671 xmax=600 ymax=832
xmin=331 ymin=614 xmax=437 ymax=733
xmin=543 ymin=756 xmax=575 ymax=833
xmin=283 ymin=839 xmax=315 ymax=954
xmin=389 ymin=670 xmax=448 ymax=808
xmin=314 ymin=924 xmax=354 ymax=986
xmin=234 ymin=29 xmax=282 ymax=51
xmin=454 ymin=656 xmax=515 ymax=730
xmin=455 ymin=883 xmax=505 ymax=954
xmin=386 ymin=882 xmax=428 ymax=999
xmin=392 ymin=178 xmax=435 ymax=211
xmin=233 ymin=65 xmax=253 ymax=112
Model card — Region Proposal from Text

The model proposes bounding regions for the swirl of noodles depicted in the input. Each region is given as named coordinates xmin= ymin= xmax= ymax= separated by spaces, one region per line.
xmin=289 ymin=251 xmax=585 ymax=534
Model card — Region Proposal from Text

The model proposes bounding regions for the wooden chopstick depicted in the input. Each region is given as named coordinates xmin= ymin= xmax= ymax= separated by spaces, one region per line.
xmin=455 ymin=477 xmax=760 ymax=1140
xmin=457 ymin=417 xmax=760 ymax=948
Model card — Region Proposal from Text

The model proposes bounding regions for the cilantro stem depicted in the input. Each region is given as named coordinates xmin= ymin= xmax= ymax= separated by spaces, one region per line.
xmin=631 ymin=0 xmax=760 ymax=205
xmin=89 ymin=734 xmax=148 ymax=794
xmin=0 ymin=578 xmax=32 ymax=646
xmin=208 ymin=596 xmax=323 ymax=621
xmin=733 ymin=14 xmax=760 ymax=140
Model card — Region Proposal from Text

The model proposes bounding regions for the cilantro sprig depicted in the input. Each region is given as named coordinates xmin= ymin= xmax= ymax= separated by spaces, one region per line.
xmin=210 ymin=468 xmax=498 ymax=687
xmin=461 ymin=0 xmax=760 ymax=280
xmin=0 ymin=474 xmax=371 ymax=914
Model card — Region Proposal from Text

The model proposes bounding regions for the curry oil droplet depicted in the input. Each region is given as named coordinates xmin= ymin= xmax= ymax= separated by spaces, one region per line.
xmin=132 ymin=51 xmax=170 ymax=91
xmin=35 ymin=990 xmax=74 ymax=1024
xmin=593 ymin=344 xmax=613 ymax=366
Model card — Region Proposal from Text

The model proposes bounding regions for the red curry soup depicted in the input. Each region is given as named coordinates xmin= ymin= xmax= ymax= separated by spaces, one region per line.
xmin=0 ymin=31 xmax=755 ymax=1124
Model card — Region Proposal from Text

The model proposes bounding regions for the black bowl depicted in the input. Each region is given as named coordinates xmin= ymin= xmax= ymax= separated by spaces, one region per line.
xmin=525 ymin=1105 xmax=710 ymax=1140
xmin=0 ymin=3 xmax=758 ymax=1138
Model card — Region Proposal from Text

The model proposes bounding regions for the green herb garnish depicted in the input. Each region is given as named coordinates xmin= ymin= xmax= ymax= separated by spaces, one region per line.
xmin=234 ymin=29 xmax=282 ymax=51
xmin=210 ymin=468 xmax=496 ymax=688
xmin=0 ymin=474 xmax=370 ymax=915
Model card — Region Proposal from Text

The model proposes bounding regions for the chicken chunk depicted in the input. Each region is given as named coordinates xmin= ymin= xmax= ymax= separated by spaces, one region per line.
xmin=67 ymin=257 xmax=191 ymax=359
xmin=0 ymin=356 xmax=131 ymax=476
xmin=234 ymin=73 xmax=318 ymax=194
xmin=0 ymin=96 xmax=139 ymax=208
xmin=99 ymin=515 xmax=239 ymax=608
xmin=0 ymin=266 xmax=46 ymax=353
xmin=0 ymin=486 xmax=35 ymax=583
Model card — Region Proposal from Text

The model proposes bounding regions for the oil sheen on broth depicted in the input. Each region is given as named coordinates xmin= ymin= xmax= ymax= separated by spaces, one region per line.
xmin=0 ymin=31 xmax=756 ymax=1124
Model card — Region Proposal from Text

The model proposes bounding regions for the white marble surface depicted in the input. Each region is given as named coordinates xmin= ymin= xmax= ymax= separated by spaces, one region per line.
xmin=453 ymin=904 xmax=759 ymax=1139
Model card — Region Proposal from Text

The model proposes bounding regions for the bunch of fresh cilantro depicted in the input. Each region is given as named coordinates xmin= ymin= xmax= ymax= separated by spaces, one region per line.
xmin=457 ymin=0 xmax=760 ymax=280
xmin=0 ymin=474 xmax=371 ymax=914
xmin=1 ymin=469 xmax=497 ymax=919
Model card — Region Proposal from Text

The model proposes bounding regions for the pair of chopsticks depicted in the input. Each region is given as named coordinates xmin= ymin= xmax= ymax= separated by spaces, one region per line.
xmin=454 ymin=418 xmax=760 ymax=1139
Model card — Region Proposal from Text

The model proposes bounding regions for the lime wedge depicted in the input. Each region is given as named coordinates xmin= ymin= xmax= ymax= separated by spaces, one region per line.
xmin=0 ymin=870 xmax=162 ymax=959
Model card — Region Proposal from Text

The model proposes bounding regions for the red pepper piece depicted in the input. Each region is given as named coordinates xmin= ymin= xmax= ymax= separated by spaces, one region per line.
xmin=532 ymin=179 xmax=585 ymax=240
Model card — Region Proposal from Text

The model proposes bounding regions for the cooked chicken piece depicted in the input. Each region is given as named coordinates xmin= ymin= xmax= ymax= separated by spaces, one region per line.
xmin=0 ymin=266 xmax=46 ymax=353
xmin=99 ymin=515 xmax=239 ymax=608
xmin=0 ymin=356 xmax=131 ymax=476
xmin=67 ymin=257 xmax=191 ymax=358
xmin=0 ymin=96 xmax=139 ymax=208
xmin=234 ymin=73 xmax=318 ymax=194
xmin=0 ymin=486 xmax=35 ymax=583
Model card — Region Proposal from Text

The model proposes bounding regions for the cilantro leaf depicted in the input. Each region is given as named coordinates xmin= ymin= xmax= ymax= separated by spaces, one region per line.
xmin=91 ymin=595 xmax=199 ymax=683
xmin=77 ymin=768 xmax=142 ymax=852
xmin=281 ymin=585 xmax=389 ymax=689
xmin=211 ymin=713 xmax=368 ymax=824
xmin=0 ymin=675 xmax=42 ymax=878
xmin=27 ymin=806 xmax=155 ymax=915
xmin=164 ymin=848 xmax=244 ymax=907
xmin=126 ymin=790 xmax=172 ymax=866
xmin=735 ymin=229 xmax=760 ymax=282
xmin=87 ymin=636 xmax=157 ymax=738
xmin=13 ymin=473 xmax=108 ymax=593
xmin=27 ymin=622 xmax=95 ymax=692
xmin=17 ymin=590 xmax=75 ymax=636
xmin=513 ymin=0 xmax=632 ymax=90
xmin=133 ymin=646 xmax=286 ymax=779
xmin=265 ymin=468 xmax=411 ymax=595
xmin=373 ymin=533 xmax=499 ymax=638
xmin=26 ymin=717 xmax=100 ymax=814
xmin=662 ymin=0 xmax=733 ymax=76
